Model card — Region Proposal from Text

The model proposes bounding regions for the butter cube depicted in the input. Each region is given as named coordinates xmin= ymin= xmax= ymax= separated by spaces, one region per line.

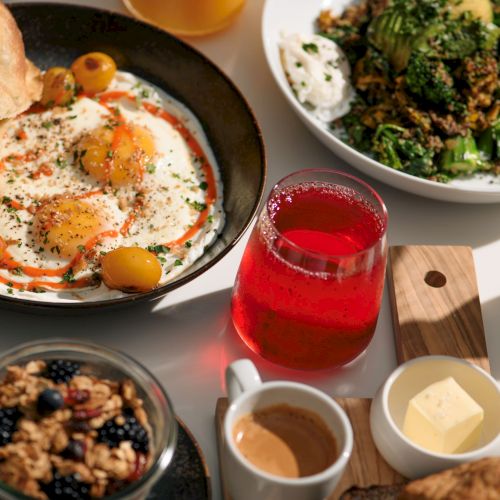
xmin=403 ymin=377 xmax=484 ymax=454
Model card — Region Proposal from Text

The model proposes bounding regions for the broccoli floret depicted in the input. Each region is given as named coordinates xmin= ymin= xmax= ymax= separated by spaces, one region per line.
xmin=373 ymin=124 xmax=436 ymax=177
xmin=440 ymin=133 xmax=484 ymax=175
xmin=426 ymin=16 xmax=499 ymax=59
xmin=341 ymin=112 xmax=371 ymax=152
xmin=406 ymin=53 xmax=463 ymax=112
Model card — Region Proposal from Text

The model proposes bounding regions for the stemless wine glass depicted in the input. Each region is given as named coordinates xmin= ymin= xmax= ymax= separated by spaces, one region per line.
xmin=123 ymin=0 xmax=246 ymax=36
xmin=231 ymin=169 xmax=388 ymax=370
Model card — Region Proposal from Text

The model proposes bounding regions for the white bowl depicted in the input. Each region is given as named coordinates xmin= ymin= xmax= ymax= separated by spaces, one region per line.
xmin=370 ymin=355 xmax=500 ymax=479
xmin=262 ymin=0 xmax=500 ymax=203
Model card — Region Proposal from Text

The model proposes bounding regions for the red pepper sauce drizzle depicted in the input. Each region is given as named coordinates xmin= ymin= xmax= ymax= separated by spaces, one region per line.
xmin=0 ymin=91 xmax=218 ymax=292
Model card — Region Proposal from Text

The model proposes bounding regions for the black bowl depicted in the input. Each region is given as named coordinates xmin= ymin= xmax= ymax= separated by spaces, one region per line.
xmin=2 ymin=2 xmax=266 ymax=313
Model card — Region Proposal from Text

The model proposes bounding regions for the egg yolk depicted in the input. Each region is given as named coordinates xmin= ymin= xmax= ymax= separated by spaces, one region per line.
xmin=34 ymin=199 xmax=103 ymax=259
xmin=78 ymin=124 xmax=155 ymax=187
xmin=101 ymin=247 xmax=162 ymax=292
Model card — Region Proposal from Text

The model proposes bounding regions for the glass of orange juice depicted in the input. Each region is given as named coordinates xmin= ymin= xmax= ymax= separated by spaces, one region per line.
xmin=123 ymin=0 xmax=246 ymax=36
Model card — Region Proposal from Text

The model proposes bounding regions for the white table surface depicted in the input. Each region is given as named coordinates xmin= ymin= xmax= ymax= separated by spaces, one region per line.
xmin=5 ymin=1 xmax=500 ymax=498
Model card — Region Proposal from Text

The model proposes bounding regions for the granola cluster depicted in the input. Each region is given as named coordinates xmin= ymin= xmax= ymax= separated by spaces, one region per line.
xmin=0 ymin=359 xmax=153 ymax=499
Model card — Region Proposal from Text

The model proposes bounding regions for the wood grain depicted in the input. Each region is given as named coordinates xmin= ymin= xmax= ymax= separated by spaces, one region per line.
xmin=215 ymin=398 xmax=405 ymax=500
xmin=387 ymin=246 xmax=489 ymax=372
xmin=332 ymin=399 xmax=405 ymax=498
xmin=215 ymin=398 xmax=231 ymax=500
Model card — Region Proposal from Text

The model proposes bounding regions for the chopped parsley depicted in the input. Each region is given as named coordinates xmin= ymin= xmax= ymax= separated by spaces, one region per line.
xmin=55 ymin=157 xmax=67 ymax=168
xmin=324 ymin=73 xmax=332 ymax=82
xmin=77 ymin=245 xmax=86 ymax=253
xmin=199 ymin=181 xmax=208 ymax=190
xmin=174 ymin=259 xmax=183 ymax=266
xmin=62 ymin=268 xmax=76 ymax=283
xmin=185 ymin=198 xmax=207 ymax=212
xmin=147 ymin=244 xmax=170 ymax=254
xmin=146 ymin=163 xmax=156 ymax=174
xmin=185 ymin=240 xmax=192 ymax=248
xmin=302 ymin=42 xmax=319 ymax=54
xmin=295 ymin=62 xmax=303 ymax=68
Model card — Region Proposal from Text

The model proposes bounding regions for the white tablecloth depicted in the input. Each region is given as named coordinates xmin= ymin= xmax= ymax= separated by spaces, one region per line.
xmin=4 ymin=1 xmax=500 ymax=498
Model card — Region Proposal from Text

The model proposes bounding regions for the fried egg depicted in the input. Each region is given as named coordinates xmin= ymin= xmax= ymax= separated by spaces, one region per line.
xmin=0 ymin=72 xmax=224 ymax=302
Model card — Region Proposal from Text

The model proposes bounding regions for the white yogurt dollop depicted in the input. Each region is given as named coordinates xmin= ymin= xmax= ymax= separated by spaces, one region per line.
xmin=280 ymin=33 xmax=354 ymax=123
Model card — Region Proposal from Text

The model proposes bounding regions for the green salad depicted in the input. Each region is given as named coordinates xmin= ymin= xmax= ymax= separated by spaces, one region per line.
xmin=318 ymin=0 xmax=499 ymax=182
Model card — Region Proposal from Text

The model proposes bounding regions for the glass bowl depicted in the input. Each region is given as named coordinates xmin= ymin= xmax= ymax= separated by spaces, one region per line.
xmin=0 ymin=339 xmax=177 ymax=500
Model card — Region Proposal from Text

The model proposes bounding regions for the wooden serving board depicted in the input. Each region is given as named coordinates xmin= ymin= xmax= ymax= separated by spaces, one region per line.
xmin=215 ymin=245 xmax=489 ymax=499
xmin=387 ymin=245 xmax=489 ymax=371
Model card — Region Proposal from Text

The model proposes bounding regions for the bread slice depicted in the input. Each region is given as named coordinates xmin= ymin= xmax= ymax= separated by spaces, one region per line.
xmin=400 ymin=457 xmax=500 ymax=500
xmin=0 ymin=2 xmax=42 ymax=119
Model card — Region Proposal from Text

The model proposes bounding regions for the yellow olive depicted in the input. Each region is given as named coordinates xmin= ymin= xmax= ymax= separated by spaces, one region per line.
xmin=78 ymin=124 xmax=155 ymax=187
xmin=41 ymin=67 xmax=76 ymax=107
xmin=71 ymin=52 xmax=117 ymax=94
xmin=34 ymin=199 xmax=103 ymax=259
xmin=101 ymin=247 xmax=162 ymax=292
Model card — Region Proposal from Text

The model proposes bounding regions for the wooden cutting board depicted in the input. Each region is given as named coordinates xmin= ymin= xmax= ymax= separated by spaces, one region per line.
xmin=215 ymin=246 xmax=489 ymax=499
xmin=388 ymin=245 xmax=489 ymax=371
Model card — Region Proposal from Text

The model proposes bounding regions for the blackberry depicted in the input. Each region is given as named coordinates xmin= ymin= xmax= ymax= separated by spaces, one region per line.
xmin=97 ymin=413 xmax=149 ymax=453
xmin=41 ymin=472 xmax=91 ymax=499
xmin=0 ymin=407 xmax=21 ymax=447
xmin=46 ymin=360 xmax=80 ymax=384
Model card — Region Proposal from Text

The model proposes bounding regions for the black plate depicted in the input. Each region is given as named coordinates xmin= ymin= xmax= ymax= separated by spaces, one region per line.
xmin=149 ymin=418 xmax=211 ymax=500
xmin=3 ymin=3 xmax=266 ymax=313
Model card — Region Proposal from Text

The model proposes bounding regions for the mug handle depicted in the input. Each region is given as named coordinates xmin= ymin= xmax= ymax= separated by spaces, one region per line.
xmin=226 ymin=359 xmax=262 ymax=403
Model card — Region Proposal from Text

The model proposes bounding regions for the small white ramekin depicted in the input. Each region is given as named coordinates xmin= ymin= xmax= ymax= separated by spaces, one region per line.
xmin=370 ymin=355 xmax=500 ymax=479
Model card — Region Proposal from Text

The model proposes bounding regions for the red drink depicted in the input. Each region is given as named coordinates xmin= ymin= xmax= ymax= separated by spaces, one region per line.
xmin=231 ymin=171 xmax=387 ymax=370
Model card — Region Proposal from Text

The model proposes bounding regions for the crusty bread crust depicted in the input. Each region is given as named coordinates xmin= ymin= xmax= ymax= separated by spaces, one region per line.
xmin=400 ymin=457 xmax=500 ymax=500
xmin=0 ymin=2 xmax=42 ymax=119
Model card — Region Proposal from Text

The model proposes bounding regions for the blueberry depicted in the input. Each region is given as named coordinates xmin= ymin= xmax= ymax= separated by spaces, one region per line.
xmin=37 ymin=389 xmax=64 ymax=416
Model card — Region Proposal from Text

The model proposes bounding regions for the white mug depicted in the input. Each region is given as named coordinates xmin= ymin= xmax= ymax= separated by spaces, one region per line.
xmin=223 ymin=359 xmax=353 ymax=500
